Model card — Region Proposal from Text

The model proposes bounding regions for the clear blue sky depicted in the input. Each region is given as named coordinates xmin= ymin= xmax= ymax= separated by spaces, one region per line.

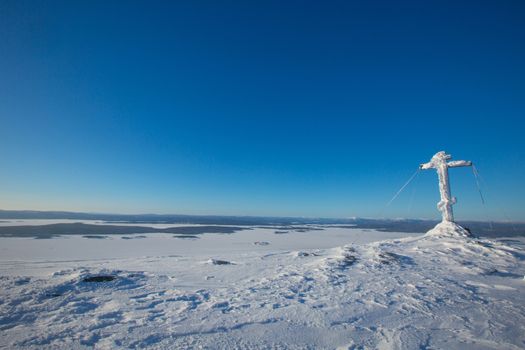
xmin=1 ymin=1 xmax=524 ymax=220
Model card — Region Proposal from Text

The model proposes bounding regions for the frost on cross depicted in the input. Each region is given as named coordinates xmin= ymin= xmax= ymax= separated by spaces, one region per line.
xmin=420 ymin=151 xmax=473 ymax=237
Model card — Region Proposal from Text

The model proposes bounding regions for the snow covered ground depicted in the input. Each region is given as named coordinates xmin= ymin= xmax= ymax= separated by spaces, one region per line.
xmin=1 ymin=221 xmax=524 ymax=349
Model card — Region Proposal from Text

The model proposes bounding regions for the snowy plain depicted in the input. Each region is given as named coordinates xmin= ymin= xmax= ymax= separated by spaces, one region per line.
xmin=0 ymin=220 xmax=524 ymax=349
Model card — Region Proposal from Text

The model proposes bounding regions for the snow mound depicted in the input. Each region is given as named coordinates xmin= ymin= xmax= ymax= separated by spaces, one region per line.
xmin=425 ymin=220 xmax=472 ymax=238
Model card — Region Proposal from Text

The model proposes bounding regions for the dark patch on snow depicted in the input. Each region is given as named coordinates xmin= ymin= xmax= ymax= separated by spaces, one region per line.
xmin=377 ymin=252 xmax=414 ymax=266
xmin=212 ymin=301 xmax=232 ymax=313
xmin=82 ymin=235 xmax=108 ymax=239
xmin=297 ymin=251 xmax=319 ymax=257
xmin=254 ymin=241 xmax=270 ymax=246
xmin=46 ymin=292 xmax=63 ymax=298
xmin=274 ymin=230 xmax=289 ymax=234
xmin=337 ymin=247 xmax=358 ymax=268
xmin=210 ymin=259 xmax=233 ymax=265
xmin=173 ymin=235 xmax=199 ymax=239
xmin=121 ymin=235 xmax=147 ymax=240
xmin=14 ymin=277 xmax=30 ymax=285
xmin=341 ymin=254 xmax=357 ymax=267
xmin=82 ymin=275 xmax=116 ymax=283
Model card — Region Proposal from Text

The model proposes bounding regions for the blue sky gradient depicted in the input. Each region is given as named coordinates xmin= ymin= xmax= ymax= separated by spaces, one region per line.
xmin=1 ymin=1 xmax=524 ymax=220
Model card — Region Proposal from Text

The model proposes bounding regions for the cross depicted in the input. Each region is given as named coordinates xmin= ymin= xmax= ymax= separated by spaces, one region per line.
xmin=420 ymin=151 xmax=472 ymax=223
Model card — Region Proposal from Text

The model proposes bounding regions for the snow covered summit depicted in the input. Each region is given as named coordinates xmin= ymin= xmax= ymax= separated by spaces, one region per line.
xmin=0 ymin=222 xmax=523 ymax=349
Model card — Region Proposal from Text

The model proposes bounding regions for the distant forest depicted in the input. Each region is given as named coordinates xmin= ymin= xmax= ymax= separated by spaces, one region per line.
xmin=1 ymin=210 xmax=523 ymax=238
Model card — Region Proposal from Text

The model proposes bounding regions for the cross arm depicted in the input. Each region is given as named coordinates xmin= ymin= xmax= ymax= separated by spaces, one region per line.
xmin=447 ymin=160 xmax=472 ymax=168
xmin=419 ymin=161 xmax=435 ymax=170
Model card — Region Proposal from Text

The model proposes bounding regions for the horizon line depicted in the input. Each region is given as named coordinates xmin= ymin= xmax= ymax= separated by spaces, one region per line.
xmin=0 ymin=208 xmax=522 ymax=224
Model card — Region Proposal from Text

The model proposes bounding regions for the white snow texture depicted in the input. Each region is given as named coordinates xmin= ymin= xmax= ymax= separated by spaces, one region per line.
xmin=0 ymin=222 xmax=524 ymax=349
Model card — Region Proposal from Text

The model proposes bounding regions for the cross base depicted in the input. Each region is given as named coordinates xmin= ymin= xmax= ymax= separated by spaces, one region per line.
xmin=426 ymin=221 xmax=472 ymax=238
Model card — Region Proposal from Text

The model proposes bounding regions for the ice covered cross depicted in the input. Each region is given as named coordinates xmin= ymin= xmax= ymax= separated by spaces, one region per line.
xmin=420 ymin=151 xmax=472 ymax=223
